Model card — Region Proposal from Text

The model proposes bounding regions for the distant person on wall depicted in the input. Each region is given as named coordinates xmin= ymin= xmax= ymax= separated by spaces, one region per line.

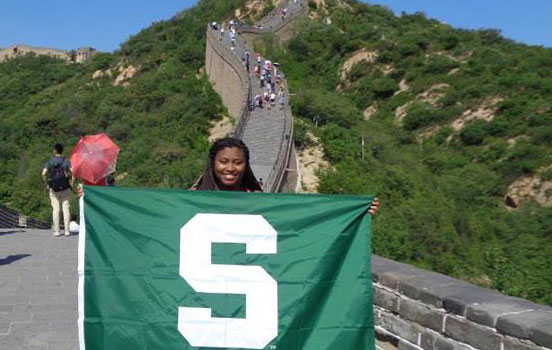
xmin=41 ymin=143 xmax=73 ymax=237
xmin=270 ymin=92 xmax=276 ymax=108
xmin=278 ymin=90 xmax=285 ymax=107
xmin=255 ymin=94 xmax=263 ymax=109
xmin=264 ymin=91 xmax=271 ymax=110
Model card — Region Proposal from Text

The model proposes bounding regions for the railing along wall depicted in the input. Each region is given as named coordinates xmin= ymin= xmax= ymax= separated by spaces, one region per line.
xmin=250 ymin=0 xmax=309 ymax=32
xmin=0 ymin=205 xmax=50 ymax=229
xmin=264 ymin=75 xmax=293 ymax=192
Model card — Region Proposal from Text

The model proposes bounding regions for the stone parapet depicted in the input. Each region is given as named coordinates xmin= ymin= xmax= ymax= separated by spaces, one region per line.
xmin=205 ymin=25 xmax=250 ymax=125
xmin=372 ymin=255 xmax=552 ymax=350
xmin=239 ymin=0 xmax=308 ymax=43
xmin=0 ymin=205 xmax=50 ymax=229
xmin=0 ymin=44 xmax=96 ymax=63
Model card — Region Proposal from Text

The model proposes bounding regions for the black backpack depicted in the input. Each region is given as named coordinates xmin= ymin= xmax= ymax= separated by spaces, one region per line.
xmin=48 ymin=159 xmax=71 ymax=192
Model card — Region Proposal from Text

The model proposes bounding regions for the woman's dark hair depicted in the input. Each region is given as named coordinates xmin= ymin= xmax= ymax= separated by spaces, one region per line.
xmin=194 ymin=137 xmax=262 ymax=191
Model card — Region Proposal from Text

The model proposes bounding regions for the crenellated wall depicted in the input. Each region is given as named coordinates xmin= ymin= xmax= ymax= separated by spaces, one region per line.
xmin=371 ymin=256 xmax=552 ymax=350
xmin=0 ymin=205 xmax=50 ymax=229
xmin=0 ymin=45 xmax=96 ymax=63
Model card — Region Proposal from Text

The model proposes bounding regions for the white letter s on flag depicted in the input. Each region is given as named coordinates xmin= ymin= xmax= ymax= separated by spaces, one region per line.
xmin=178 ymin=214 xmax=278 ymax=349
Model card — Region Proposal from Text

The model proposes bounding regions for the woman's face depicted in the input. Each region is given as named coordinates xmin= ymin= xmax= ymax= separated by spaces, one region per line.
xmin=213 ymin=147 xmax=246 ymax=190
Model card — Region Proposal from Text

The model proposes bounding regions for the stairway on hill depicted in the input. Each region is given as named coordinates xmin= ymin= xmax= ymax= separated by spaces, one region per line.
xmin=215 ymin=0 xmax=307 ymax=191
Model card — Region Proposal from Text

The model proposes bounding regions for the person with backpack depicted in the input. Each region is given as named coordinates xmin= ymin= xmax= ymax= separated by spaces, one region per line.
xmin=41 ymin=143 xmax=73 ymax=237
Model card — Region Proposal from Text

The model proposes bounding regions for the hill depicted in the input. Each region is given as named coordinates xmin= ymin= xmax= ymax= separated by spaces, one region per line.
xmin=0 ymin=0 xmax=551 ymax=306
xmin=255 ymin=0 xmax=552 ymax=305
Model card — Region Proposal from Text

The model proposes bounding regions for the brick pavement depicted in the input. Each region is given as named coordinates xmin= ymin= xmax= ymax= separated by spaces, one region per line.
xmin=0 ymin=228 xmax=78 ymax=350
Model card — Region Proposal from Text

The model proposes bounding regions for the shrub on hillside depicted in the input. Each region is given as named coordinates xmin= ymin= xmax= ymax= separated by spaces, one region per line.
xmin=439 ymin=33 xmax=460 ymax=50
xmin=376 ymin=50 xmax=399 ymax=64
xmin=402 ymin=102 xmax=441 ymax=130
xmin=434 ymin=126 xmax=453 ymax=145
xmin=487 ymin=117 xmax=509 ymax=136
xmin=423 ymin=55 xmax=459 ymax=75
xmin=496 ymin=141 xmax=546 ymax=178
xmin=461 ymin=121 xmax=488 ymax=145
xmin=371 ymin=77 xmax=399 ymax=99
xmin=88 ymin=53 xmax=117 ymax=72
xmin=531 ymin=126 xmax=552 ymax=145
xmin=293 ymin=119 xmax=308 ymax=149
xmin=294 ymin=90 xmax=361 ymax=128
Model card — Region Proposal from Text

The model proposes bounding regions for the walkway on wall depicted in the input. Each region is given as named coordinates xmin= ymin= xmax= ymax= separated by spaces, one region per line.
xmin=210 ymin=0 xmax=307 ymax=192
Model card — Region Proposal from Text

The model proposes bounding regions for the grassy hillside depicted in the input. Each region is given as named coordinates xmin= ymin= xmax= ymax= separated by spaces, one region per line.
xmin=257 ymin=0 xmax=552 ymax=305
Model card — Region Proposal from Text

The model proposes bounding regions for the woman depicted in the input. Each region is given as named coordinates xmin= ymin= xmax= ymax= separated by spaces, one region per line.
xmin=194 ymin=137 xmax=380 ymax=214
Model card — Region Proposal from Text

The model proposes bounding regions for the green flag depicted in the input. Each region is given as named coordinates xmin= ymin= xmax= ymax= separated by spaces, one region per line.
xmin=78 ymin=186 xmax=374 ymax=350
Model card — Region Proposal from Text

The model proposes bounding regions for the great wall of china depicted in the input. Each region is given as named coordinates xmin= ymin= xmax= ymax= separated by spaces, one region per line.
xmin=0 ymin=44 xmax=96 ymax=63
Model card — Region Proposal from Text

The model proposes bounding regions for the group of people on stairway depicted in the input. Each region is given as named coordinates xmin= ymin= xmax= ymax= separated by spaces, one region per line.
xmin=211 ymin=19 xmax=239 ymax=49
xmin=253 ymin=53 xmax=286 ymax=110
xmin=210 ymin=15 xmax=288 ymax=112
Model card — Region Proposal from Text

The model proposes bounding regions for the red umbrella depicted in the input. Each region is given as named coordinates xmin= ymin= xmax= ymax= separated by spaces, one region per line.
xmin=70 ymin=133 xmax=120 ymax=184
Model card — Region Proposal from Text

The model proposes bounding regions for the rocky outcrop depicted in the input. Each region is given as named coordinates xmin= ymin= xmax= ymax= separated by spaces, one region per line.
xmin=297 ymin=132 xmax=330 ymax=192
xmin=113 ymin=65 xmax=139 ymax=86
xmin=506 ymin=167 xmax=552 ymax=209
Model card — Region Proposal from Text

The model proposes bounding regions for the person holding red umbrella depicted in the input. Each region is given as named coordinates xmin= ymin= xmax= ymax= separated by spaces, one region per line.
xmin=71 ymin=133 xmax=120 ymax=187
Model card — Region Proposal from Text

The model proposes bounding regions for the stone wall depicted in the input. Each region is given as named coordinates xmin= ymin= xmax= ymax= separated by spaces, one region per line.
xmin=240 ymin=0 xmax=308 ymax=44
xmin=205 ymin=0 xmax=300 ymax=192
xmin=230 ymin=0 xmax=307 ymax=192
xmin=0 ymin=205 xmax=50 ymax=229
xmin=372 ymin=256 xmax=552 ymax=350
xmin=278 ymin=140 xmax=300 ymax=193
xmin=0 ymin=45 xmax=96 ymax=63
xmin=205 ymin=27 xmax=250 ymax=122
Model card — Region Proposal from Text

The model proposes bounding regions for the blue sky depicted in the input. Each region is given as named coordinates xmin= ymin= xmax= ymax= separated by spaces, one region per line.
xmin=1 ymin=0 xmax=550 ymax=52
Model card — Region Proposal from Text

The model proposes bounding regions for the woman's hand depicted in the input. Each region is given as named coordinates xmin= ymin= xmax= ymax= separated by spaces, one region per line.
xmin=369 ymin=198 xmax=379 ymax=215
xmin=77 ymin=186 xmax=84 ymax=198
